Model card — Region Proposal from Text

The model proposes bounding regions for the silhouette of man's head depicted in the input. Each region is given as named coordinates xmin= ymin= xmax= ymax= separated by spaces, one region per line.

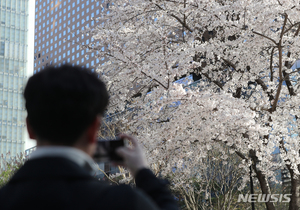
xmin=24 ymin=65 xmax=109 ymax=145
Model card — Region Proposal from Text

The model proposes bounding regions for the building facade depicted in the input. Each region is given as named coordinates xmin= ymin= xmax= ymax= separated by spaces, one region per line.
xmin=0 ymin=0 xmax=31 ymax=156
xmin=33 ymin=0 xmax=116 ymax=174
xmin=34 ymin=0 xmax=108 ymax=72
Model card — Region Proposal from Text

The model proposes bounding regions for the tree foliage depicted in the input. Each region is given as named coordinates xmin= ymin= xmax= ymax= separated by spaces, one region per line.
xmin=0 ymin=152 xmax=25 ymax=188
xmin=79 ymin=0 xmax=300 ymax=209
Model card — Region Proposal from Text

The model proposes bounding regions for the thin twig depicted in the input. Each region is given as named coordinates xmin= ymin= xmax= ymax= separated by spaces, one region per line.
xmin=252 ymin=31 xmax=277 ymax=45
xmin=96 ymin=165 xmax=119 ymax=185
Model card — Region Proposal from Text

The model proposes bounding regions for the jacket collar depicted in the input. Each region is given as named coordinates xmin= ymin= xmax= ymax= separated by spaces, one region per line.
xmin=29 ymin=146 xmax=98 ymax=175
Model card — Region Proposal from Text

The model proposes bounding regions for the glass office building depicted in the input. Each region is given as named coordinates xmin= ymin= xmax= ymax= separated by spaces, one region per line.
xmin=34 ymin=0 xmax=108 ymax=72
xmin=0 ymin=0 xmax=30 ymax=156
xmin=33 ymin=0 xmax=115 ymax=172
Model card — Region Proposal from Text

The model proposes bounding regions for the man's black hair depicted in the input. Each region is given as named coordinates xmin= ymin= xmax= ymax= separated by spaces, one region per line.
xmin=24 ymin=64 xmax=109 ymax=145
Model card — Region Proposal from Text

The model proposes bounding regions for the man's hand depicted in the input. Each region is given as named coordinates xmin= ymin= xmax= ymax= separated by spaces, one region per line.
xmin=116 ymin=134 xmax=148 ymax=177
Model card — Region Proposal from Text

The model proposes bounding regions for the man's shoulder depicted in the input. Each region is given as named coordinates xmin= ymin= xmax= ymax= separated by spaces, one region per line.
xmin=0 ymin=157 xmax=108 ymax=194
xmin=0 ymin=158 xmax=141 ymax=210
xmin=0 ymin=156 xmax=139 ymax=195
xmin=10 ymin=157 xmax=93 ymax=180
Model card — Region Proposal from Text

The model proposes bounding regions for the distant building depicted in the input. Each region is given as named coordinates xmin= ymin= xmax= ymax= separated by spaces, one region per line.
xmin=32 ymin=0 xmax=115 ymax=176
xmin=34 ymin=0 xmax=109 ymax=72
xmin=0 ymin=0 xmax=32 ymax=156
xmin=281 ymin=168 xmax=291 ymax=188
xmin=24 ymin=146 xmax=36 ymax=159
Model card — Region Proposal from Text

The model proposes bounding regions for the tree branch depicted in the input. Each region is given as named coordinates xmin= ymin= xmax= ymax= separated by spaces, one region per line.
xmin=270 ymin=47 xmax=275 ymax=81
xmin=221 ymin=57 xmax=236 ymax=70
xmin=269 ymin=47 xmax=283 ymax=112
xmin=141 ymin=70 xmax=168 ymax=90
xmin=280 ymin=13 xmax=288 ymax=39
xmin=252 ymin=31 xmax=277 ymax=45
xmin=283 ymin=70 xmax=296 ymax=96
xmin=283 ymin=22 xmax=300 ymax=35
xmin=152 ymin=2 xmax=193 ymax=33
xmin=201 ymin=72 xmax=224 ymax=90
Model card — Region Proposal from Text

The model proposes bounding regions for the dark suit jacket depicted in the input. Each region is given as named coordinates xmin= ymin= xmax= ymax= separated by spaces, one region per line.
xmin=0 ymin=157 xmax=178 ymax=210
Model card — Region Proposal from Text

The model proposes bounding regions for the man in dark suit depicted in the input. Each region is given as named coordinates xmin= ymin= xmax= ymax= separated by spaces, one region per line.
xmin=0 ymin=65 xmax=178 ymax=210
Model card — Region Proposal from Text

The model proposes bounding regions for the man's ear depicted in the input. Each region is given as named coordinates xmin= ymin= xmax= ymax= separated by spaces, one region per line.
xmin=26 ymin=117 xmax=36 ymax=139
xmin=86 ymin=116 xmax=102 ymax=144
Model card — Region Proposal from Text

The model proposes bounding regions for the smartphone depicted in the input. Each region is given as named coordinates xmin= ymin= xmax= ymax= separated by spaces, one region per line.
xmin=93 ymin=137 xmax=124 ymax=162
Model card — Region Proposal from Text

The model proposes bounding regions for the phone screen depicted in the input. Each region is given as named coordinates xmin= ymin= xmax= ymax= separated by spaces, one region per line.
xmin=93 ymin=137 xmax=124 ymax=162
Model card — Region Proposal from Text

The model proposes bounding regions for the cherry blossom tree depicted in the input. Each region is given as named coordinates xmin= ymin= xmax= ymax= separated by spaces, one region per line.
xmin=80 ymin=0 xmax=300 ymax=209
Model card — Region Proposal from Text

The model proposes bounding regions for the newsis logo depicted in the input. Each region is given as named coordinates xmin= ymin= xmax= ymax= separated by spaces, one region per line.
xmin=237 ymin=194 xmax=291 ymax=203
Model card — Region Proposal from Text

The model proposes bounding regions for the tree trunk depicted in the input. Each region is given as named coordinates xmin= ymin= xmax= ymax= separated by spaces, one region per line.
xmin=250 ymin=150 xmax=275 ymax=210
xmin=253 ymin=166 xmax=276 ymax=210
xmin=289 ymin=171 xmax=300 ymax=210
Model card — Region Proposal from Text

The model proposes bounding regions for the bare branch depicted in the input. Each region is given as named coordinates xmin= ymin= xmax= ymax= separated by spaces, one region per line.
xmin=141 ymin=70 xmax=169 ymax=90
xmin=269 ymin=46 xmax=283 ymax=112
xmin=152 ymin=3 xmax=193 ymax=32
xmin=270 ymin=47 xmax=275 ymax=81
xmin=221 ymin=57 xmax=236 ymax=70
xmin=252 ymin=31 xmax=277 ymax=45
xmin=280 ymin=13 xmax=288 ymax=39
